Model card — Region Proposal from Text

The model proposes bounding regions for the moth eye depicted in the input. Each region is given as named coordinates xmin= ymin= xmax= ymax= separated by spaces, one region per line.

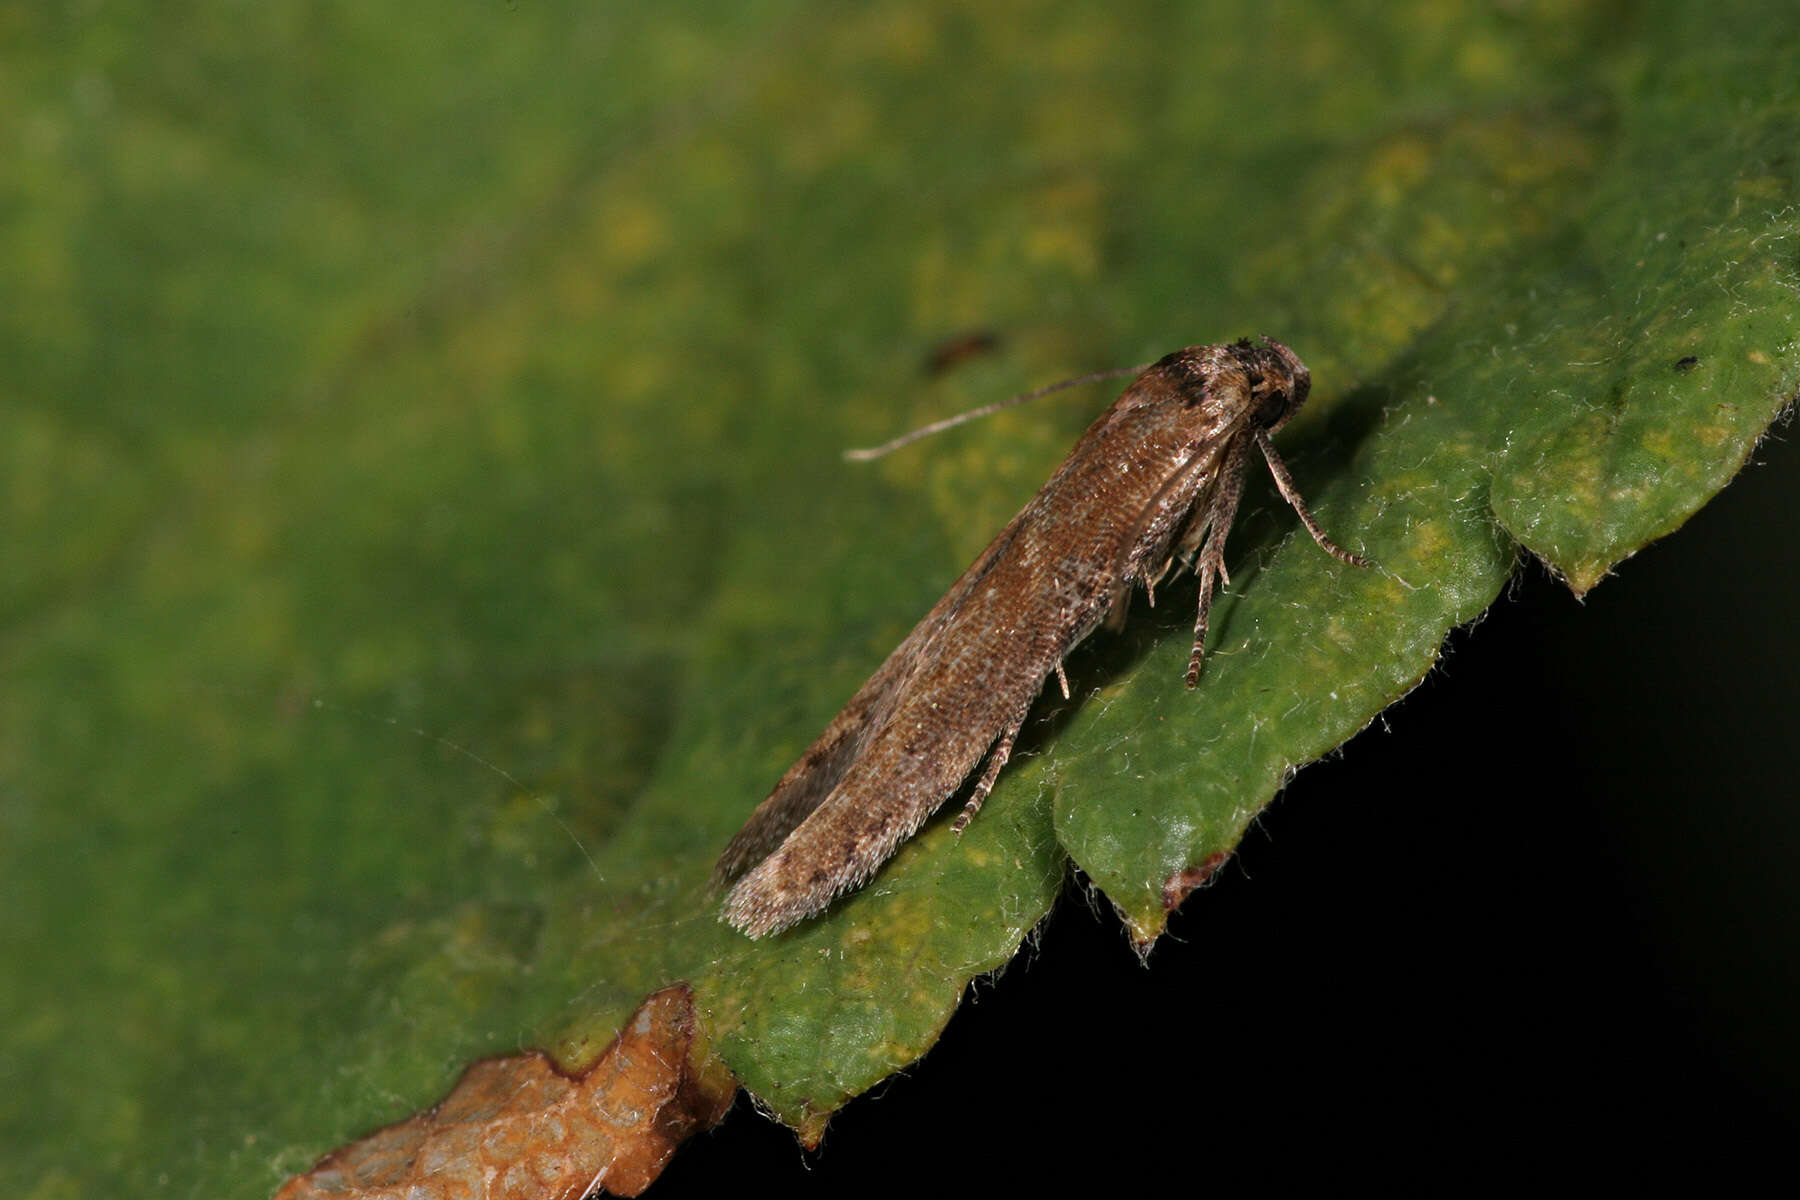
xmin=1253 ymin=388 xmax=1289 ymax=427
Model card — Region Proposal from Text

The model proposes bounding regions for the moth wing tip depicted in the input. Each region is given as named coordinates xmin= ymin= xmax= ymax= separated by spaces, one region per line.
xmin=720 ymin=879 xmax=791 ymax=939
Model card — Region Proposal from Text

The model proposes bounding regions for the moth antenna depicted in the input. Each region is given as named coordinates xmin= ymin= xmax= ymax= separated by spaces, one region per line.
xmin=845 ymin=363 xmax=1152 ymax=461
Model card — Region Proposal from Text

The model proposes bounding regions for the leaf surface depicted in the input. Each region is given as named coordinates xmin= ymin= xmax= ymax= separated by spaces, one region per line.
xmin=2 ymin=1 xmax=1795 ymax=1194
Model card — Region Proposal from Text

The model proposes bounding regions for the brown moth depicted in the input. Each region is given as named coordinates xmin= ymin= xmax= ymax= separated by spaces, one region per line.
xmin=714 ymin=338 xmax=1367 ymax=938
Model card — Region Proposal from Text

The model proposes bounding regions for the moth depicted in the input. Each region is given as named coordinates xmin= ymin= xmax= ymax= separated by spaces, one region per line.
xmin=714 ymin=338 xmax=1367 ymax=937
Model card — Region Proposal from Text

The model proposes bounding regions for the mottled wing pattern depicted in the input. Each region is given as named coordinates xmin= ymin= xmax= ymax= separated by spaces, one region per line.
xmin=709 ymin=511 xmax=1032 ymax=886
xmin=719 ymin=366 xmax=1233 ymax=935
xmin=713 ymin=338 xmax=1348 ymax=938
xmin=718 ymin=515 xmax=1095 ymax=936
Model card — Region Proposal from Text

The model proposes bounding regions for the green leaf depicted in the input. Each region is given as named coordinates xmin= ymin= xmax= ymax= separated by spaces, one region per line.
xmin=3 ymin=0 xmax=1796 ymax=1194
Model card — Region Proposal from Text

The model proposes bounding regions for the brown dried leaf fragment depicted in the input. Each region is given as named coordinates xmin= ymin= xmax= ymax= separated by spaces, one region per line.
xmin=275 ymin=985 xmax=736 ymax=1200
xmin=1161 ymin=851 xmax=1232 ymax=917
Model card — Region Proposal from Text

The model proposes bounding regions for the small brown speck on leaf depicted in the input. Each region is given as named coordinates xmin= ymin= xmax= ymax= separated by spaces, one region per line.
xmin=274 ymin=984 xmax=736 ymax=1200
xmin=923 ymin=329 xmax=1002 ymax=376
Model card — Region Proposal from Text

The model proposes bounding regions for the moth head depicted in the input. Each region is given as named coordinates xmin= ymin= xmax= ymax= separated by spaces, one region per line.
xmin=1245 ymin=335 xmax=1311 ymax=434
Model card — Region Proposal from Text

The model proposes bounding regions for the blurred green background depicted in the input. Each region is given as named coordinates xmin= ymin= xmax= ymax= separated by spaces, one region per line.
xmin=4 ymin=1 xmax=1796 ymax=1194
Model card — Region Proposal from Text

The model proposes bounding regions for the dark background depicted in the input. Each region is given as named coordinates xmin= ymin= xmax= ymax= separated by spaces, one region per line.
xmin=660 ymin=411 xmax=1800 ymax=1190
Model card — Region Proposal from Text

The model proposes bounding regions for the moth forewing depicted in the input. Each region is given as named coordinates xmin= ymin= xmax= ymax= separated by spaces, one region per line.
xmin=717 ymin=338 xmax=1368 ymax=937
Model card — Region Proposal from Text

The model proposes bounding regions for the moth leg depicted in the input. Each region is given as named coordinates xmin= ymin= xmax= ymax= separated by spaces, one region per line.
xmin=951 ymin=704 xmax=1030 ymax=833
xmin=1175 ymin=512 xmax=1229 ymax=586
xmin=1255 ymin=430 xmax=1369 ymax=567
xmin=1185 ymin=437 xmax=1254 ymax=688
xmin=1141 ymin=554 xmax=1175 ymax=609
xmin=1054 ymin=659 xmax=1071 ymax=700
